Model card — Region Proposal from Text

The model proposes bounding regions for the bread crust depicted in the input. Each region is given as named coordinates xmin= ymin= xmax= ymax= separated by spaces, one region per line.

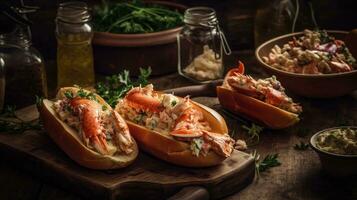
xmin=39 ymin=87 xmax=138 ymax=170
xmin=217 ymin=86 xmax=299 ymax=129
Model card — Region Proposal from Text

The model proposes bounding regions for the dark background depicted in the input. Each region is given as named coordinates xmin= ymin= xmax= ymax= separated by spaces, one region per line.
xmin=4 ymin=0 xmax=357 ymax=60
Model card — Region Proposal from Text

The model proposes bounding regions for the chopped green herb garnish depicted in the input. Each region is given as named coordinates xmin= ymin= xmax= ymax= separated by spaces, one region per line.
xmin=171 ymin=100 xmax=177 ymax=107
xmin=102 ymin=105 xmax=108 ymax=111
xmin=190 ymin=138 xmax=203 ymax=157
xmin=319 ymin=30 xmax=334 ymax=44
xmin=96 ymin=67 xmax=152 ymax=107
xmin=134 ymin=112 xmax=146 ymax=124
xmin=64 ymin=90 xmax=74 ymax=99
xmin=76 ymin=88 xmax=97 ymax=101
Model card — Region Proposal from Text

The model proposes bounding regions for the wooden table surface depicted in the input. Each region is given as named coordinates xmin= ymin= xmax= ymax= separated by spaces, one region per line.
xmin=1 ymin=51 xmax=356 ymax=200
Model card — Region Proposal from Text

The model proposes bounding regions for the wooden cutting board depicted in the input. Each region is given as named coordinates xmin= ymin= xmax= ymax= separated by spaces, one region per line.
xmin=0 ymin=105 xmax=255 ymax=200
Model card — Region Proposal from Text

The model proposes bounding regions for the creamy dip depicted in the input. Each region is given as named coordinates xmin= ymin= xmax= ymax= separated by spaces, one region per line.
xmin=316 ymin=128 xmax=357 ymax=155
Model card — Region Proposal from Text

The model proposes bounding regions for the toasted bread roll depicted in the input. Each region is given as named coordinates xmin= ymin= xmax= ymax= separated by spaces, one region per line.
xmin=217 ymin=62 xmax=301 ymax=129
xmin=115 ymin=84 xmax=234 ymax=167
xmin=39 ymin=87 xmax=138 ymax=169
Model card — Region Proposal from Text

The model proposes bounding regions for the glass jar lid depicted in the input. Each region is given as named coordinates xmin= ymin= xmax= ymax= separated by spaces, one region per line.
xmin=184 ymin=7 xmax=218 ymax=28
xmin=56 ymin=1 xmax=90 ymax=24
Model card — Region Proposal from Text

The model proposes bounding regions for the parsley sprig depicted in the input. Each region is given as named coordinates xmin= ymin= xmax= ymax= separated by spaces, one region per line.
xmin=96 ymin=67 xmax=151 ymax=107
xmin=64 ymin=87 xmax=97 ymax=101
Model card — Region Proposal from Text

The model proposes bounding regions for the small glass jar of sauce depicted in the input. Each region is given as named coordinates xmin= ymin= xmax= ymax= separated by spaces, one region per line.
xmin=56 ymin=1 xmax=95 ymax=88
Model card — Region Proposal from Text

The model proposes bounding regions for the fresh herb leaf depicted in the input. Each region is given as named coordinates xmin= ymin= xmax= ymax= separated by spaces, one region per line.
xmin=137 ymin=67 xmax=152 ymax=85
xmin=64 ymin=90 xmax=74 ymax=99
xmin=242 ymin=123 xmax=264 ymax=146
xmin=76 ymin=88 xmax=97 ymax=101
xmin=171 ymin=100 xmax=177 ymax=107
xmin=294 ymin=141 xmax=309 ymax=151
xmin=93 ymin=0 xmax=183 ymax=34
xmin=252 ymin=150 xmax=281 ymax=177
xmin=258 ymin=154 xmax=281 ymax=172
xmin=319 ymin=30 xmax=334 ymax=44
xmin=190 ymin=138 xmax=203 ymax=157
xmin=102 ymin=105 xmax=108 ymax=111
xmin=96 ymin=67 xmax=151 ymax=107
xmin=134 ymin=112 xmax=146 ymax=124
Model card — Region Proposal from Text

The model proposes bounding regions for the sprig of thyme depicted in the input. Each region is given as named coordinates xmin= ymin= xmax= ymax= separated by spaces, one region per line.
xmin=294 ymin=141 xmax=309 ymax=151
xmin=252 ymin=150 xmax=281 ymax=177
xmin=242 ymin=123 xmax=264 ymax=146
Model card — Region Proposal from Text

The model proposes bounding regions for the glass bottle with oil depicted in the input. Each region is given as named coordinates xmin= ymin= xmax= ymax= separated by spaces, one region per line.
xmin=56 ymin=1 xmax=95 ymax=89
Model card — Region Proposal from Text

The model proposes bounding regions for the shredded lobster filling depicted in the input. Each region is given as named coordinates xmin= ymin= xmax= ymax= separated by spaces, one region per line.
xmin=53 ymin=93 xmax=135 ymax=156
xmin=116 ymin=84 xmax=235 ymax=157
xmin=225 ymin=74 xmax=302 ymax=114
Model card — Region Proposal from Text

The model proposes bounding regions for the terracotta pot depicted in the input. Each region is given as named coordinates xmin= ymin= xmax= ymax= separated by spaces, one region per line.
xmin=93 ymin=1 xmax=187 ymax=76
xmin=255 ymin=31 xmax=357 ymax=98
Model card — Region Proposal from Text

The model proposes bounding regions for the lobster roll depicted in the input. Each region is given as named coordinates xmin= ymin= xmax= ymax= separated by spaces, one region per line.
xmin=217 ymin=62 xmax=302 ymax=129
xmin=115 ymin=84 xmax=235 ymax=167
xmin=39 ymin=87 xmax=138 ymax=169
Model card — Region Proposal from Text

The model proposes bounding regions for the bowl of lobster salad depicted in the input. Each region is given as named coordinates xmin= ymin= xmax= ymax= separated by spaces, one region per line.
xmin=262 ymin=29 xmax=356 ymax=74
xmin=256 ymin=30 xmax=357 ymax=98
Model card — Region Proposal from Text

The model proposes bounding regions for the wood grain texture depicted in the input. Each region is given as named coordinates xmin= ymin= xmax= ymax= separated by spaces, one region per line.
xmin=0 ymin=105 xmax=255 ymax=200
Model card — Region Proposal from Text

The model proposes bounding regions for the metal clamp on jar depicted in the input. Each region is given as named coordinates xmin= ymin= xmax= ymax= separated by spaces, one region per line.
xmin=177 ymin=7 xmax=231 ymax=84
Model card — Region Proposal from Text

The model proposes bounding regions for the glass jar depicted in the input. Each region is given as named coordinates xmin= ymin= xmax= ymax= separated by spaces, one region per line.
xmin=177 ymin=7 xmax=231 ymax=83
xmin=0 ymin=27 xmax=47 ymax=109
xmin=56 ymin=1 xmax=95 ymax=88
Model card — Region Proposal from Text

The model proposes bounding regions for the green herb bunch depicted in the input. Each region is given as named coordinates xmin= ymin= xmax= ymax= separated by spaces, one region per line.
xmin=93 ymin=0 xmax=184 ymax=34
xmin=96 ymin=67 xmax=151 ymax=107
